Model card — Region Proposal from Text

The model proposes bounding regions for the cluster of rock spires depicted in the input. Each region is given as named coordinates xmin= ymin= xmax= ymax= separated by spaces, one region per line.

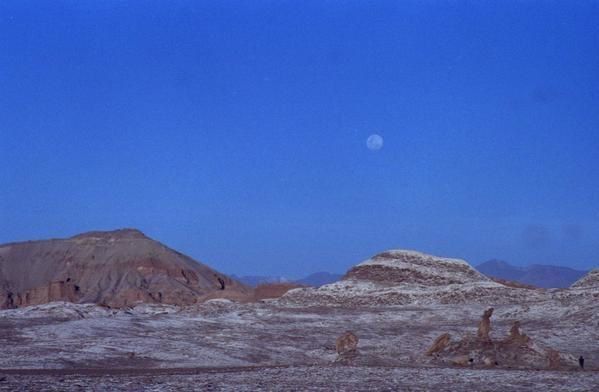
xmin=0 ymin=229 xmax=250 ymax=309
xmin=332 ymin=308 xmax=583 ymax=370
xmin=425 ymin=308 xmax=577 ymax=370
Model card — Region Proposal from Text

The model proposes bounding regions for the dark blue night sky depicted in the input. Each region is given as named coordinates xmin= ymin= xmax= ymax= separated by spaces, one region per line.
xmin=1 ymin=1 xmax=598 ymax=277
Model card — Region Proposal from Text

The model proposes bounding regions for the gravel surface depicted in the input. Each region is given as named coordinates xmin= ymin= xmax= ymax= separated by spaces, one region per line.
xmin=1 ymin=365 xmax=597 ymax=391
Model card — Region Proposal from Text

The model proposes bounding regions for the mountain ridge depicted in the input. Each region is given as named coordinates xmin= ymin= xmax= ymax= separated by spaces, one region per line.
xmin=476 ymin=259 xmax=587 ymax=288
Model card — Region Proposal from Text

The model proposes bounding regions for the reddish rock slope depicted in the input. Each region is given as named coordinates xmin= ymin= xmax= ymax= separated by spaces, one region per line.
xmin=0 ymin=229 xmax=250 ymax=308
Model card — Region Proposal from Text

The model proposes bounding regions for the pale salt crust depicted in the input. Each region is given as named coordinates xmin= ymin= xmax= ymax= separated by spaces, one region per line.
xmin=358 ymin=249 xmax=470 ymax=267
xmin=0 ymin=288 xmax=597 ymax=371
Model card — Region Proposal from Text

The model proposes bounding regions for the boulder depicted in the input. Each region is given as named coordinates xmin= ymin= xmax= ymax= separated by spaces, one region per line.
xmin=482 ymin=356 xmax=496 ymax=366
xmin=502 ymin=321 xmax=530 ymax=346
xmin=335 ymin=331 xmax=359 ymax=364
xmin=547 ymin=349 xmax=561 ymax=370
xmin=336 ymin=331 xmax=359 ymax=355
xmin=450 ymin=355 xmax=472 ymax=366
xmin=426 ymin=333 xmax=451 ymax=356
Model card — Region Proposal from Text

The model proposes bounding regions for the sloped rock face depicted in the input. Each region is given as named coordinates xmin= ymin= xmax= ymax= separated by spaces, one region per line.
xmin=570 ymin=269 xmax=599 ymax=289
xmin=1 ymin=280 xmax=82 ymax=309
xmin=0 ymin=229 xmax=250 ymax=309
xmin=487 ymin=277 xmax=538 ymax=290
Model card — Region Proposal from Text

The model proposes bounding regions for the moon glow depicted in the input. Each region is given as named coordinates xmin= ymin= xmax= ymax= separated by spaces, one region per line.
xmin=366 ymin=134 xmax=384 ymax=151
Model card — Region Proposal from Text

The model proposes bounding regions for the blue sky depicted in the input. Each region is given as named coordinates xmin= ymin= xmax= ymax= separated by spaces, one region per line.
xmin=1 ymin=1 xmax=598 ymax=277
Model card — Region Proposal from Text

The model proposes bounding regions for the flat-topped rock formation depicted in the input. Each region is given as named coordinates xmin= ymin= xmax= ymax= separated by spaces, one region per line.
xmin=0 ymin=229 xmax=250 ymax=309
xmin=279 ymin=250 xmax=547 ymax=306
xmin=345 ymin=250 xmax=491 ymax=286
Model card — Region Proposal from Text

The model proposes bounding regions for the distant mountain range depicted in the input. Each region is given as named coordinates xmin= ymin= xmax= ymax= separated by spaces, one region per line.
xmin=233 ymin=272 xmax=343 ymax=288
xmin=476 ymin=260 xmax=588 ymax=288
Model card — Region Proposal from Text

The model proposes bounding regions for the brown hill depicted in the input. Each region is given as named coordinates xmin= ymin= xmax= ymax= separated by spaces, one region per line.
xmin=0 ymin=228 xmax=250 ymax=309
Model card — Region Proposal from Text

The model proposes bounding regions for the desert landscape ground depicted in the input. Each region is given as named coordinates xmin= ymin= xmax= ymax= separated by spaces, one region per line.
xmin=0 ymin=299 xmax=598 ymax=391
xmin=0 ymin=232 xmax=598 ymax=391
xmin=4 ymin=1 xmax=599 ymax=390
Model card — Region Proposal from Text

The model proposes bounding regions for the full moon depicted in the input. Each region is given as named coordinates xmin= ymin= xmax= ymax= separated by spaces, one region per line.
xmin=366 ymin=134 xmax=384 ymax=151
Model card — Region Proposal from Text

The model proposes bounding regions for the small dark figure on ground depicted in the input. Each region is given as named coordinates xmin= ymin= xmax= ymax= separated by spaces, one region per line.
xmin=218 ymin=277 xmax=226 ymax=290
xmin=579 ymin=356 xmax=584 ymax=370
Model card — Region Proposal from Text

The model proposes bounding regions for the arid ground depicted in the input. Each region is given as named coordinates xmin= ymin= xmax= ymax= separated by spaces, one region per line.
xmin=1 ymin=299 xmax=597 ymax=391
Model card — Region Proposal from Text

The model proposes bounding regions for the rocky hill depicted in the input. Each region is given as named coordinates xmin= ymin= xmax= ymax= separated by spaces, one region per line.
xmin=0 ymin=229 xmax=250 ymax=309
xmin=346 ymin=250 xmax=490 ymax=286
xmin=280 ymin=250 xmax=544 ymax=306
